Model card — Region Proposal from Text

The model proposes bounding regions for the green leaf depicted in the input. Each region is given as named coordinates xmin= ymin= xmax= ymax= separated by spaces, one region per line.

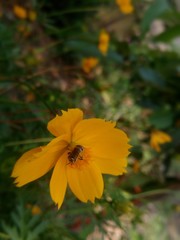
xmin=167 ymin=154 xmax=180 ymax=178
xmin=149 ymin=108 xmax=174 ymax=129
xmin=66 ymin=40 xmax=101 ymax=57
xmin=107 ymin=51 xmax=123 ymax=63
xmin=141 ymin=0 xmax=171 ymax=34
xmin=161 ymin=10 xmax=180 ymax=24
xmin=125 ymin=173 xmax=150 ymax=188
xmin=138 ymin=67 xmax=165 ymax=87
xmin=154 ymin=25 xmax=180 ymax=43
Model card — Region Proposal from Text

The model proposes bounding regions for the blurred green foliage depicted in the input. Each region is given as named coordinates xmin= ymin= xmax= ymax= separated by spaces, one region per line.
xmin=0 ymin=0 xmax=179 ymax=239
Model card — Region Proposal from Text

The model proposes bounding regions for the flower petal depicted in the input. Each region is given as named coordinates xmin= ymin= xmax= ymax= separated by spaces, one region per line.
xmin=47 ymin=108 xmax=83 ymax=137
xmin=50 ymin=153 xmax=67 ymax=209
xmin=72 ymin=119 xmax=130 ymax=175
xmin=11 ymin=136 xmax=68 ymax=186
xmin=150 ymin=130 xmax=172 ymax=152
xmin=67 ymin=162 xmax=104 ymax=203
xmin=150 ymin=139 xmax=161 ymax=152
xmin=90 ymin=128 xmax=130 ymax=175
xmin=72 ymin=118 xmax=116 ymax=144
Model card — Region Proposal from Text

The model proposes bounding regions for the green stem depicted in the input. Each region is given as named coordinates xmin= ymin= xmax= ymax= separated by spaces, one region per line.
xmin=5 ymin=138 xmax=52 ymax=146
xmin=21 ymin=81 xmax=56 ymax=115
xmin=131 ymin=189 xmax=172 ymax=200
xmin=0 ymin=78 xmax=56 ymax=115
xmin=62 ymin=206 xmax=92 ymax=215
xmin=49 ymin=7 xmax=99 ymax=17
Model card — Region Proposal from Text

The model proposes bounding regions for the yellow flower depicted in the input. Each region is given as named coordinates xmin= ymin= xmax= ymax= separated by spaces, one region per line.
xmin=150 ymin=130 xmax=172 ymax=152
xmin=13 ymin=5 xmax=27 ymax=19
xmin=82 ymin=57 xmax=99 ymax=73
xmin=28 ymin=10 xmax=37 ymax=22
xmin=98 ymin=30 xmax=110 ymax=55
xmin=116 ymin=0 xmax=134 ymax=14
xmin=31 ymin=205 xmax=42 ymax=215
xmin=12 ymin=109 xmax=130 ymax=209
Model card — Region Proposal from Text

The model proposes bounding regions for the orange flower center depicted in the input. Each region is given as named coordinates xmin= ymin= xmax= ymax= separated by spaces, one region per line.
xmin=67 ymin=144 xmax=91 ymax=169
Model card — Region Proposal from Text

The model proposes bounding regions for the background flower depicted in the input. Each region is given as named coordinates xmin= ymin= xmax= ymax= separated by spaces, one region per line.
xmin=116 ymin=0 xmax=134 ymax=14
xmin=150 ymin=130 xmax=172 ymax=152
xmin=82 ymin=57 xmax=99 ymax=73
xmin=13 ymin=5 xmax=27 ymax=19
xmin=98 ymin=30 xmax=110 ymax=55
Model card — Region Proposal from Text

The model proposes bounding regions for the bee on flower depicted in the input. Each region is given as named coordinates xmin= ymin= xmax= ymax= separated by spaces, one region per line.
xmin=12 ymin=109 xmax=130 ymax=209
xmin=150 ymin=130 xmax=172 ymax=152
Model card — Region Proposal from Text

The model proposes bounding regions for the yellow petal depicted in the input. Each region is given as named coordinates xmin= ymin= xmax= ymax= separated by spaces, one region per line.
xmin=66 ymin=167 xmax=87 ymax=203
xmin=91 ymin=129 xmax=130 ymax=175
xmin=150 ymin=130 xmax=172 ymax=152
xmin=67 ymin=162 xmax=103 ymax=203
xmin=151 ymin=140 xmax=161 ymax=152
xmin=47 ymin=109 xmax=83 ymax=137
xmin=91 ymin=155 xmax=127 ymax=175
xmin=11 ymin=136 xmax=68 ymax=186
xmin=159 ymin=131 xmax=172 ymax=142
xmin=50 ymin=153 xmax=67 ymax=209
xmin=72 ymin=118 xmax=116 ymax=144
xmin=150 ymin=135 xmax=159 ymax=151
xmin=73 ymin=119 xmax=130 ymax=175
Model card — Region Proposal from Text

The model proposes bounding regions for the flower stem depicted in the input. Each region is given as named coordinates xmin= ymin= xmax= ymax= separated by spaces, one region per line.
xmin=49 ymin=7 xmax=99 ymax=17
xmin=5 ymin=138 xmax=52 ymax=146
xmin=131 ymin=188 xmax=172 ymax=200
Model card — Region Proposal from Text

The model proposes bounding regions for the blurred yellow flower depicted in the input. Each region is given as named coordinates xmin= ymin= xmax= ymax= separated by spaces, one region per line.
xmin=31 ymin=205 xmax=42 ymax=215
xmin=116 ymin=0 xmax=134 ymax=14
xmin=82 ymin=57 xmax=99 ymax=73
xmin=13 ymin=5 xmax=27 ymax=19
xmin=12 ymin=109 xmax=130 ymax=209
xmin=150 ymin=130 xmax=172 ymax=152
xmin=28 ymin=10 xmax=37 ymax=21
xmin=98 ymin=30 xmax=110 ymax=55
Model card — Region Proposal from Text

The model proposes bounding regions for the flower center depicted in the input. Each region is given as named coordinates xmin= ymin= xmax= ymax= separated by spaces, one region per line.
xmin=68 ymin=145 xmax=84 ymax=164
xmin=67 ymin=144 xmax=90 ymax=169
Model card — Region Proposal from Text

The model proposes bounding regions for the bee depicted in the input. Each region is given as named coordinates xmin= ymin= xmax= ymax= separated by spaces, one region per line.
xmin=68 ymin=145 xmax=84 ymax=164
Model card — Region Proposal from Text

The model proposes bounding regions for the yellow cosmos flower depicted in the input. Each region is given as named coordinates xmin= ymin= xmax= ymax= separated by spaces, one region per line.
xmin=150 ymin=130 xmax=172 ymax=152
xmin=82 ymin=57 xmax=99 ymax=73
xmin=116 ymin=0 xmax=134 ymax=14
xmin=12 ymin=109 xmax=130 ymax=209
xmin=98 ymin=30 xmax=110 ymax=55
xmin=13 ymin=5 xmax=27 ymax=19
